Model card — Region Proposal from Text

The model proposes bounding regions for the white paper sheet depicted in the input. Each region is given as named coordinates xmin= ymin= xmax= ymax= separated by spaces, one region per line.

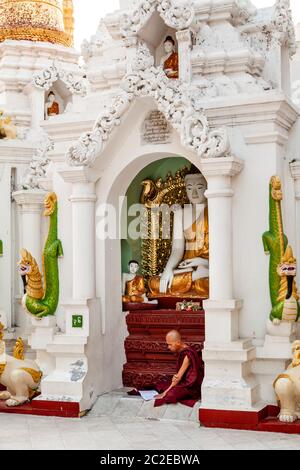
xmin=139 ymin=390 xmax=158 ymax=401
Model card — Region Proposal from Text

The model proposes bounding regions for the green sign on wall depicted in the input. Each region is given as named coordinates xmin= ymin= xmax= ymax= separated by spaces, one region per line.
xmin=72 ymin=315 xmax=83 ymax=328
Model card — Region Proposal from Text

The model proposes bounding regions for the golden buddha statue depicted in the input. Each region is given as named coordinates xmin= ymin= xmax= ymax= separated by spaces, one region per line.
xmin=45 ymin=92 xmax=60 ymax=118
xmin=148 ymin=173 xmax=209 ymax=298
xmin=122 ymin=260 xmax=146 ymax=303
xmin=160 ymin=36 xmax=179 ymax=79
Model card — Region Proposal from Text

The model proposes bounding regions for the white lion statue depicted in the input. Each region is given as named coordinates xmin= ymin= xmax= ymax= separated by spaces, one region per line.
xmin=274 ymin=340 xmax=300 ymax=423
xmin=0 ymin=323 xmax=42 ymax=407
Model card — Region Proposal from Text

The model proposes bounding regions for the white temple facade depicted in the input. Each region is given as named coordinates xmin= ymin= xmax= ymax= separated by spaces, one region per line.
xmin=1 ymin=0 xmax=300 ymax=427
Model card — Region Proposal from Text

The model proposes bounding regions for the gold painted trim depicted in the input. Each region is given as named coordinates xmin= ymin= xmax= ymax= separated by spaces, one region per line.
xmin=21 ymin=368 xmax=42 ymax=384
xmin=13 ymin=338 xmax=25 ymax=361
xmin=0 ymin=28 xmax=72 ymax=47
xmin=0 ymin=363 xmax=6 ymax=376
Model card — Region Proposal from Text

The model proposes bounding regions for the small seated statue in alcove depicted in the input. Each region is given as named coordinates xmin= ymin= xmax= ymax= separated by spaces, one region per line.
xmin=45 ymin=91 xmax=60 ymax=119
xmin=160 ymin=36 xmax=179 ymax=80
xmin=122 ymin=260 xmax=147 ymax=304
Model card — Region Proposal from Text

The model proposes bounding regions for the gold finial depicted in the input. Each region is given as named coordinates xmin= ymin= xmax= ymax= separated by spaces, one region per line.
xmin=0 ymin=323 xmax=4 ymax=341
xmin=271 ymin=176 xmax=283 ymax=201
xmin=63 ymin=0 xmax=74 ymax=47
xmin=13 ymin=338 xmax=25 ymax=361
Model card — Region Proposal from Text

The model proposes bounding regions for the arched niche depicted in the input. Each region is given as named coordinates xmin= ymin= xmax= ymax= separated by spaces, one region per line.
xmin=135 ymin=10 xmax=177 ymax=68
xmin=44 ymin=78 xmax=73 ymax=120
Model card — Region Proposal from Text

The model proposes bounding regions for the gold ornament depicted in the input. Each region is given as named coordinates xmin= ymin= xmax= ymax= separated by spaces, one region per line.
xmin=140 ymin=167 xmax=190 ymax=282
xmin=0 ymin=0 xmax=72 ymax=47
xmin=21 ymin=368 xmax=43 ymax=384
xmin=63 ymin=0 xmax=74 ymax=47
xmin=13 ymin=337 xmax=25 ymax=361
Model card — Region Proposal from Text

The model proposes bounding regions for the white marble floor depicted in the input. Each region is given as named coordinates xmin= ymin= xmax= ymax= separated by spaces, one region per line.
xmin=1 ymin=413 xmax=300 ymax=450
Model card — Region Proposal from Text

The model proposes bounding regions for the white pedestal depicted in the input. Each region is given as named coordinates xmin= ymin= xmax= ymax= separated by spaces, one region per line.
xmin=39 ymin=299 xmax=102 ymax=411
xmin=201 ymin=300 xmax=259 ymax=410
xmin=28 ymin=316 xmax=57 ymax=376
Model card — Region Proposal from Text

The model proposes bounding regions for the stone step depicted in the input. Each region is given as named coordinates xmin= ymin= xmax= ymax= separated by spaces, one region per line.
xmin=89 ymin=388 xmax=200 ymax=423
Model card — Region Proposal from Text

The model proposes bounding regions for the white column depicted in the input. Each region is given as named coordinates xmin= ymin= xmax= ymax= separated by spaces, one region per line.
xmin=199 ymin=157 xmax=260 ymax=411
xmin=13 ymin=190 xmax=46 ymax=335
xmin=24 ymin=84 xmax=45 ymax=131
xmin=290 ymin=161 xmax=300 ymax=287
xmin=13 ymin=190 xmax=46 ymax=266
xmin=176 ymin=29 xmax=192 ymax=83
xmin=201 ymin=157 xmax=243 ymax=303
xmin=59 ymin=167 xmax=101 ymax=301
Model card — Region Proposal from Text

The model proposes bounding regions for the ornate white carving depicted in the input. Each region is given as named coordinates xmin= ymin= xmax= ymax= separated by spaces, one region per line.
xmin=66 ymin=43 xmax=230 ymax=167
xmin=21 ymin=137 xmax=53 ymax=190
xmin=131 ymin=42 xmax=155 ymax=71
xmin=241 ymin=0 xmax=296 ymax=62
xmin=157 ymin=0 xmax=194 ymax=30
xmin=33 ymin=65 xmax=87 ymax=96
xmin=121 ymin=0 xmax=194 ymax=38
xmin=271 ymin=0 xmax=296 ymax=57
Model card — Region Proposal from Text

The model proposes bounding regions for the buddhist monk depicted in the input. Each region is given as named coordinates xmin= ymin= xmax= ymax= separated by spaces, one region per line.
xmin=155 ymin=330 xmax=203 ymax=407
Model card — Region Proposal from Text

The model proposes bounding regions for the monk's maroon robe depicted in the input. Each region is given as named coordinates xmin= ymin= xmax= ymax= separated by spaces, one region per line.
xmin=154 ymin=346 xmax=204 ymax=408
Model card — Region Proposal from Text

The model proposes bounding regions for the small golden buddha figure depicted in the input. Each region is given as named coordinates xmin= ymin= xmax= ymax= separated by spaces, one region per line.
xmin=122 ymin=260 xmax=146 ymax=303
xmin=45 ymin=92 xmax=60 ymax=118
xmin=148 ymin=173 xmax=209 ymax=298
xmin=160 ymin=36 xmax=179 ymax=79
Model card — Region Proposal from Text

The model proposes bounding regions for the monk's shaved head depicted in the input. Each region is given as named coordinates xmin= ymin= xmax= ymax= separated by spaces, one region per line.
xmin=166 ymin=330 xmax=182 ymax=342
xmin=166 ymin=330 xmax=184 ymax=353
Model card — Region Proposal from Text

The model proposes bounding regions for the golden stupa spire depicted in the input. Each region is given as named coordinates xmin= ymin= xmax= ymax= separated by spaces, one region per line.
xmin=63 ymin=0 xmax=74 ymax=47
xmin=0 ymin=0 xmax=73 ymax=47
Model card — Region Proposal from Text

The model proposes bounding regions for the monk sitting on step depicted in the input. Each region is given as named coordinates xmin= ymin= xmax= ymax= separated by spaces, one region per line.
xmin=155 ymin=330 xmax=203 ymax=407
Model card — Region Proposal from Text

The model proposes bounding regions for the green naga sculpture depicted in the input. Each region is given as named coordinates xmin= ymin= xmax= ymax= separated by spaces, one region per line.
xmin=18 ymin=192 xmax=63 ymax=319
xmin=263 ymin=176 xmax=300 ymax=324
